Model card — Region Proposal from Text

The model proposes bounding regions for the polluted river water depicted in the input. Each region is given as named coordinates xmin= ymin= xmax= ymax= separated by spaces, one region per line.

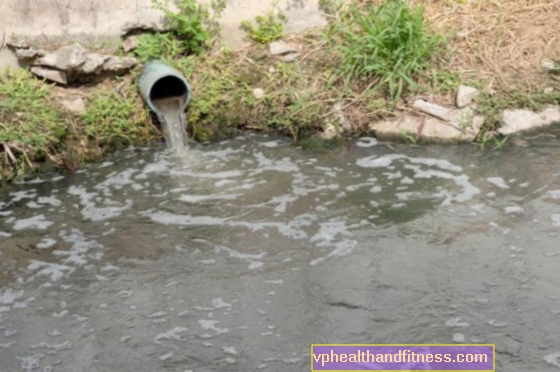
xmin=2 ymin=129 xmax=560 ymax=371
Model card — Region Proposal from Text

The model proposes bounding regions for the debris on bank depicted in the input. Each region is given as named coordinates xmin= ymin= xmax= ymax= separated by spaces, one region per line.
xmin=7 ymin=42 xmax=137 ymax=84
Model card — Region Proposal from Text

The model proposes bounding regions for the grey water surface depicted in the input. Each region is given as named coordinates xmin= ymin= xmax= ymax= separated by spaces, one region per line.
xmin=1 ymin=130 xmax=560 ymax=372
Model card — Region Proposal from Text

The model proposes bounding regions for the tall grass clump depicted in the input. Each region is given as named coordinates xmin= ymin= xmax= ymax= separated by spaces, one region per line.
xmin=331 ymin=0 xmax=445 ymax=101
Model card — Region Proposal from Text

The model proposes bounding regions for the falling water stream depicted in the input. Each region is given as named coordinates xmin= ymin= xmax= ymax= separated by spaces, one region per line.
xmin=1 ymin=129 xmax=560 ymax=371
xmin=153 ymin=96 xmax=188 ymax=152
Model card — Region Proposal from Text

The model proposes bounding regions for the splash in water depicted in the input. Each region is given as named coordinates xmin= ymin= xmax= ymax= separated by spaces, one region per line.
xmin=153 ymin=96 xmax=187 ymax=152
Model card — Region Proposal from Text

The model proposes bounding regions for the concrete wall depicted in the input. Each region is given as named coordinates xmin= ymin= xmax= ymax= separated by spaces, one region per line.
xmin=0 ymin=0 xmax=326 ymax=69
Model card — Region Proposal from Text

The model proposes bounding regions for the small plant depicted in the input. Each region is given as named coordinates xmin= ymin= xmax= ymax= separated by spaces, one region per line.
xmin=150 ymin=0 xmax=226 ymax=56
xmin=240 ymin=11 xmax=288 ymax=44
xmin=492 ymin=135 xmax=509 ymax=150
xmin=133 ymin=33 xmax=185 ymax=63
xmin=329 ymin=0 xmax=445 ymax=101
xmin=399 ymin=129 xmax=418 ymax=144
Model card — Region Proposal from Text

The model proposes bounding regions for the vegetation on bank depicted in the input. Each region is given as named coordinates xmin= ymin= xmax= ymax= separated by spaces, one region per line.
xmin=1 ymin=0 xmax=560 ymax=182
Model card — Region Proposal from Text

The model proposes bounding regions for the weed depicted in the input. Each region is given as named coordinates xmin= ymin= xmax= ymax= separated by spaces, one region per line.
xmin=328 ymin=0 xmax=445 ymax=101
xmin=240 ymin=6 xmax=288 ymax=44
xmin=83 ymin=84 xmax=156 ymax=148
xmin=0 ymin=69 xmax=66 ymax=179
xmin=140 ymin=0 xmax=226 ymax=59
xmin=399 ymin=129 xmax=418 ymax=144
xmin=492 ymin=135 xmax=509 ymax=150
xmin=133 ymin=33 xmax=185 ymax=63
xmin=318 ymin=0 xmax=342 ymax=15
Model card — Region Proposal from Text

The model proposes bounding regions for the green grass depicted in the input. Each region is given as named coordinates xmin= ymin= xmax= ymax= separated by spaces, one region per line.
xmin=240 ymin=11 xmax=288 ymax=44
xmin=0 ymin=69 xmax=67 ymax=179
xmin=83 ymin=83 xmax=156 ymax=147
xmin=327 ymin=0 xmax=445 ymax=101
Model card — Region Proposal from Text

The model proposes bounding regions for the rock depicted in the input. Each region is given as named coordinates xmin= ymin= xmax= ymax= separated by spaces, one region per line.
xmin=60 ymin=98 xmax=86 ymax=114
xmin=498 ymin=106 xmax=560 ymax=135
xmin=252 ymin=88 xmax=265 ymax=99
xmin=456 ymin=85 xmax=480 ymax=108
xmin=123 ymin=36 xmax=138 ymax=53
xmin=80 ymin=53 xmax=108 ymax=74
xmin=30 ymin=66 xmax=67 ymax=84
xmin=542 ymin=58 xmax=560 ymax=72
xmin=7 ymin=40 xmax=31 ymax=49
xmin=15 ymin=48 xmax=44 ymax=60
xmin=102 ymin=56 xmax=137 ymax=72
xmin=412 ymin=99 xmax=452 ymax=121
xmin=268 ymin=41 xmax=297 ymax=56
xmin=35 ymin=43 xmax=87 ymax=70
xmin=281 ymin=53 xmax=299 ymax=62
xmin=544 ymin=87 xmax=554 ymax=94
xmin=370 ymin=107 xmax=484 ymax=144
xmin=320 ymin=122 xmax=342 ymax=140
xmin=332 ymin=101 xmax=351 ymax=132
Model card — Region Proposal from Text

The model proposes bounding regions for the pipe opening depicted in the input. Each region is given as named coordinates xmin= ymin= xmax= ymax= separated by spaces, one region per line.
xmin=150 ymin=76 xmax=189 ymax=112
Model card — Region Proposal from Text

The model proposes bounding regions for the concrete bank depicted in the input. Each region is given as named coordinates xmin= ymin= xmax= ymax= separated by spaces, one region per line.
xmin=0 ymin=0 xmax=326 ymax=69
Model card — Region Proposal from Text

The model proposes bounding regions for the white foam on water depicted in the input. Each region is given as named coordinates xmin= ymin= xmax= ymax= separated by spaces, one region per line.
xmin=140 ymin=210 xmax=311 ymax=239
xmin=13 ymin=215 xmax=54 ymax=231
xmin=214 ymin=179 xmax=236 ymax=188
xmin=249 ymin=262 xmax=264 ymax=270
xmin=0 ymin=341 xmax=17 ymax=349
xmin=0 ymin=289 xmax=24 ymax=305
xmin=199 ymin=320 xmax=228 ymax=335
xmin=13 ymin=296 xmax=36 ymax=309
xmin=215 ymin=245 xmax=266 ymax=261
xmin=160 ymin=352 xmax=174 ymax=361
xmin=171 ymin=170 xmax=245 ymax=179
xmin=146 ymin=311 xmax=168 ymax=318
xmin=552 ymin=214 xmax=560 ymax=227
xmin=547 ymin=190 xmax=560 ymax=199
xmin=27 ymin=261 xmax=74 ymax=282
xmin=405 ymin=166 xmax=480 ymax=204
xmin=154 ymin=326 xmax=189 ymax=344
xmin=311 ymin=220 xmax=352 ymax=247
xmin=223 ymin=346 xmax=238 ymax=355
xmin=96 ymin=168 xmax=140 ymax=190
xmin=54 ymin=229 xmax=105 ymax=266
xmin=544 ymin=352 xmax=560 ymax=368
xmin=504 ymin=206 xmax=524 ymax=215
xmin=446 ymin=317 xmax=470 ymax=328
xmin=9 ymin=190 xmax=37 ymax=203
xmin=37 ymin=196 xmax=62 ymax=207
xmin=356 ymin=137 xmax=378 ymax=148
xmin=210 ymin=298 xmax=232 ymax=310
xmin=36 ymin=238 xmax=57 ymax=250
xmin=487 ymin=177 xmax=510 ymax=189
xmin=260 ymin=141 xmax=283 ymax=148
xmin=178 ymin=194 xmax=241 ymax=203
xmin=249 ymin=152 xmax=300 ymax=175
xmin=327 ymin=239 xmax=358 ymax=259
xmin=16 ymin=353 xmax=45 ymax=372
xmin=68 ymin=186 xmax=133 ymax=221
xmin=30 ymin=341 xmax=73 ymax=352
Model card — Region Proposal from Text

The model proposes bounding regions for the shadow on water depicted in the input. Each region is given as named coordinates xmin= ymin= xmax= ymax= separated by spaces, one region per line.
xmin=1 ymin=130 xmax=560 ymax=371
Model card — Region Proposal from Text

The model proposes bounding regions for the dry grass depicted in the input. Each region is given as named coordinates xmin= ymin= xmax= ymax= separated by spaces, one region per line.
xmin=414 ymin=0 xmax=560 ymax=91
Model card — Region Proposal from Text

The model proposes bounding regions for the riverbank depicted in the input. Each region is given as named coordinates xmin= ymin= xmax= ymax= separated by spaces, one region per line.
xmin=1 ymin=0 xmax=560 ymax=182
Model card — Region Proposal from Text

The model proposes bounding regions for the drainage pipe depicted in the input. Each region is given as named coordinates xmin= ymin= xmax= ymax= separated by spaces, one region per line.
xmin=138 ymin=60 xmax=192 ymax=118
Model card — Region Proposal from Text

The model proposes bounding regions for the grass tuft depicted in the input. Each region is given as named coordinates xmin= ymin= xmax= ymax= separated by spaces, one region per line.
xmin=328 ymin=0 xmax=445 ymax=101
